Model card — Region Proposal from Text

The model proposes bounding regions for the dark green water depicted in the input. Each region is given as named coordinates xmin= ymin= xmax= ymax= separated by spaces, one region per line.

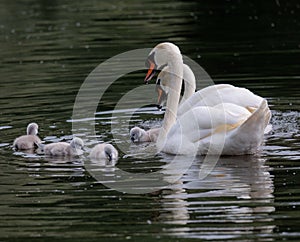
xmin=0 ymin=0 xmax=299 ymax=241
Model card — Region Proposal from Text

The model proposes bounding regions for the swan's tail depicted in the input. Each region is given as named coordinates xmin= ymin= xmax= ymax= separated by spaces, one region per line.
xmin=241 ymin=99 xmax=271 ymax=133
xmin=264 ymin=124 xmax=273 ymax=134
xmin=228 ymin=99 xmax=271 ymax=154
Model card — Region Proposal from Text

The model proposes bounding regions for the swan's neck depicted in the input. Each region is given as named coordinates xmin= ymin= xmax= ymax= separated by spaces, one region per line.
xmin=180 ymin=64 xmax=196 ymax=105
xmin=157 ymin=56 xmax=183 ymax=150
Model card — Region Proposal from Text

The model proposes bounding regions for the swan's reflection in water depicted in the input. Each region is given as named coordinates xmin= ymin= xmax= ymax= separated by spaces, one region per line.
xmin=155 ymin=155 xmax=275 ymax=239
xmin=79 ymin=137 xmax=275 ymax=240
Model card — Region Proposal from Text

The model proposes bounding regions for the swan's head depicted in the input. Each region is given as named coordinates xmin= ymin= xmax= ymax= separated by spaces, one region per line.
xmin=70 ymin=137 xmax=85 ymax=151
xmin=130 ymin=127 xmax=147 ymax=143
xmin=145 ymin=42 xmax=181 ymax=84
xmin=27 ymin=123 xmax=39 ymax=135
xmin=104 ymin=144 xmax=118 ymax=162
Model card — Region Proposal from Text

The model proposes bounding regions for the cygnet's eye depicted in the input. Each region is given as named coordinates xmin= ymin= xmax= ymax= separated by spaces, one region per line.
xmin=156 ymin=78 xmax=161 ymax=85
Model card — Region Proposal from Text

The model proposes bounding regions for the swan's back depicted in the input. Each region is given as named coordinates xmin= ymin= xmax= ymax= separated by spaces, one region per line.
xmin=13 ymin=135 xmax=41 ymax=150
xmin=44 ymin=142 xmax=70 ymax=156
xmin=177 ymin=84 xmax=263 ymax=116
xmin=13 ymin=122 xmax=41 ymax=150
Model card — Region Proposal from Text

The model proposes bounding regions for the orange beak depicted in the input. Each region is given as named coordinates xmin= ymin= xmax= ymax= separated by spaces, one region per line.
xmin=144 ymin=61 xmax=156 ymax=84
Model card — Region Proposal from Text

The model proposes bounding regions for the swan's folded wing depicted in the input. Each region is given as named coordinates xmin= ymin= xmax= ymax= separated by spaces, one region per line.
xmin=168 ymin=105 xmax=250 ymax=143
xmin=177 ymin=84 xmax=263 ymax=117
xmin=178 ymin=84 xmax=234 ymax=116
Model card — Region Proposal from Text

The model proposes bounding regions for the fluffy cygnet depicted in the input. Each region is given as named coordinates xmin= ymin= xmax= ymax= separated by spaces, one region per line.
xmin=89 ymin=143 xmax=118 ymax=162
xmin=13 ymin=123 xmax=42 ymax=150
xmin=43 ymin=137 xmax=84 ymax=156
xmin=130 ymin=127 xmax=160 ymax=143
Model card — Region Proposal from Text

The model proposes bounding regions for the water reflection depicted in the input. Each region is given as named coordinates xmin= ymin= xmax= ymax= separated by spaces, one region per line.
xmin=156 ymin=155 xmax=275 ymax=239
xmin=86 ymin=146 xmax=275 ymax=234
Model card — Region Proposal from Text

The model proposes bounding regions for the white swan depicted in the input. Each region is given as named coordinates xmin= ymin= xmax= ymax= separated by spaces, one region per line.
xmin=13 ymin=123 xmax=42 ymax=150
xmin=131 ymin=59 xmax=270 ymax=143
xmin=42 ymin=137 xmax=84 ymax=156
xmin=89 ymin=143 xmax=118 ymax=163
xmin=142 ymin=42 xmax=271 ymax=155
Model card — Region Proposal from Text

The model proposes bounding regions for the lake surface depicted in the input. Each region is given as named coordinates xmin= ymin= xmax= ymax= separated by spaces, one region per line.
xmin=0 ymin=0 xmax=299 ymax=241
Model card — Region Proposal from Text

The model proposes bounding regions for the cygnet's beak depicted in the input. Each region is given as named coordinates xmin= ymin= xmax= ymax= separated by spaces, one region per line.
xmin=105 ymin=151 xmax=113 ymax=161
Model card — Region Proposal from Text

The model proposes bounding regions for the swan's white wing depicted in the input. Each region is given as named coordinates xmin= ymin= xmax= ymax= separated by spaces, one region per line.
xmin=168 ymin=104 xmax=251 ymax=144
xmin=177 ymin=84 xmax=263 ymax=116
xmin=163 ymin=100 xmax=271 ymax=155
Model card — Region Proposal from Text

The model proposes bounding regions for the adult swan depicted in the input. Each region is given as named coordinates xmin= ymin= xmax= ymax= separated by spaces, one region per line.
xmin=143 ymin=42 xmax=271 ymax=155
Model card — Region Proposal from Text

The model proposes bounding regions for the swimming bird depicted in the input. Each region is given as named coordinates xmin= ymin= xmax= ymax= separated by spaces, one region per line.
xmin=140 ymin=42 xmax=271 ymax=155
xmin=130 ymin=63 xmax=268 ymax=144
xmin=13 ymin=123 xmax=41 ymax=150
xmin=42 ymin=137 xmax=84 ymax=156
xmin=130 ymin=127 xmax=160 ymax=143
xmin=89 ymin=143 xmax=118 ymax=164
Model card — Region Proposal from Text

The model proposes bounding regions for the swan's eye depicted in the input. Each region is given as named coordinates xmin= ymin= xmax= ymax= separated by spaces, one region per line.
xmin=145 ymin=52 xmax=155 ymax=68
xmin=156 ymin=79 xmax=161 ymax=85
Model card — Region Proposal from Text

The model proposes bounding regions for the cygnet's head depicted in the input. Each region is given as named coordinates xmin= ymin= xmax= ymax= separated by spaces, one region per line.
xmin=130 ymin=127 xmax=147 ymax=143
xmin=70 ymin=137 xmax=85 ymax=150
xmin=104 ymin=144 xmax=118 ymax=162
xmin=27 ymin=123 xmax=39 ymax=135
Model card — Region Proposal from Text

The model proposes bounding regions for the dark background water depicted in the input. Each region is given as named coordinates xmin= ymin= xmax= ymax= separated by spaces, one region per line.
xmin=0 ymin=0 xmax=299 ymax=241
